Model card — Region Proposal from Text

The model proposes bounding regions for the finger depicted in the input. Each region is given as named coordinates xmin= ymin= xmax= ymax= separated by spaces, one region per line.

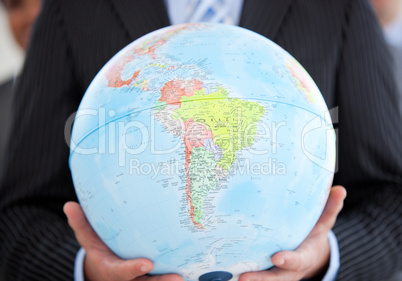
xmin=138 ymin=273 xmax=184 ymax=281
xmin=108 ymin=258 xmax=154 ymax=280
xmin=63 ymin=201 xmax=102 ymax=248
xmin=271 ymin=250 xmax=308 ymax=272
xmin=322 ymin=186 xmax=347 ymax=224
xmin=240 ymin=267 xmax=302 ymax=281
xmin=313 ymin=185 xmax=346 ymax=233
xmin=271 ymin=235 xmax=330 ymax=274
xmin=110 ymin=257 xmax=185 ymax=281
xmin=64 ymin=202 xmax=165 ymax=281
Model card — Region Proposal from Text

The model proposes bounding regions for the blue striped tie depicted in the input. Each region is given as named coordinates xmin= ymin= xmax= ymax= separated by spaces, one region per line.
xmin=185 ymin=0 xmax=233 ymax=24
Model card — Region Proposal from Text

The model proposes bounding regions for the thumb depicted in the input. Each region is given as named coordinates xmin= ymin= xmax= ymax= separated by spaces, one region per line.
xmin=312 ymin=185 xmax=346 ymax=235
xmin=63 ymin=201 xmax=103 ymax=249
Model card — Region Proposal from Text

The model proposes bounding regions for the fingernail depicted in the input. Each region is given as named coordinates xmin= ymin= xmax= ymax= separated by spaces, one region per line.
xmin=141 ymin=264 xmax=152 ymax=272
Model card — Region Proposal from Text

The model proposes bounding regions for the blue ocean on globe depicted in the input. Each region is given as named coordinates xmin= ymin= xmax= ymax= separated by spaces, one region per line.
xmin=69 ymin=23 xmax=336 ymax=281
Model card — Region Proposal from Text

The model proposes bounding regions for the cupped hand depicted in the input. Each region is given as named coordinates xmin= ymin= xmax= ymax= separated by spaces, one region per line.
xmin=239 ymin=185 xmax=347 ymax=281
xmin=64 ymin=202 xmax=184 ymax=281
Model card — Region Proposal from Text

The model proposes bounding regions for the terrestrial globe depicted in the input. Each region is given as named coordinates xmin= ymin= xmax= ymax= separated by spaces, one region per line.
xmin=69 ymin=23 xmax=336 ymax=281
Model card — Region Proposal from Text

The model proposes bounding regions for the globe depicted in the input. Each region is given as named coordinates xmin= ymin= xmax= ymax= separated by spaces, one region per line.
xmin=69 ymin=23 xmax=336 ymax=281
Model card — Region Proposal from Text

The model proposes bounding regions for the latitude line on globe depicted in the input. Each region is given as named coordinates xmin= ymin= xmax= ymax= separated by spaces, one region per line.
xmin=69 ymin=97 xmax=330 ymax=158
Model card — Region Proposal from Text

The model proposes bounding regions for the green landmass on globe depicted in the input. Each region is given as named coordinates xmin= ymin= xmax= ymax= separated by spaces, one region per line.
xmin=155 ymin=79 xmax=265 ymax=226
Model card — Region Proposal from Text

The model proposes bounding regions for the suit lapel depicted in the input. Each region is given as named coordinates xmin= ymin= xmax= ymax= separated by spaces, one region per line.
xmin=110 ymin=0 xmax=171 ymax=41
xmin=240 ymin=0 xmax=293 ymax=40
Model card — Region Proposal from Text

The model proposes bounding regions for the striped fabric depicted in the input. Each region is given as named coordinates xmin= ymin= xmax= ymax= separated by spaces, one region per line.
xmin=165 ymin=0 xmax=243 ymax=26
xmin=0 ymin=0 xmax=401 ymax=280
xmin=185 ymin=0 xmax=233 ymax=24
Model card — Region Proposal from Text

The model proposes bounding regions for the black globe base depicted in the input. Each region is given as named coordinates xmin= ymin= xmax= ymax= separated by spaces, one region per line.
xmin=199 ymin=271 xmax=233 ymax=281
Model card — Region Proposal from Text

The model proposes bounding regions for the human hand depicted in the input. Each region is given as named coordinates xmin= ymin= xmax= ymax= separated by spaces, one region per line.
xmin=239 ymin=185 xmax=347 ymax=281
xmin=64 ymin=202 xmax=184 ymax=281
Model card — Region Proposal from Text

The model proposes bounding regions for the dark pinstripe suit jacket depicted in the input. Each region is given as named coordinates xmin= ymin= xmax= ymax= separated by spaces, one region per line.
xmin=0 ymin=78 xmax=14 ymax=180
xmin=1 ymin=0 xmax=401 ymax=280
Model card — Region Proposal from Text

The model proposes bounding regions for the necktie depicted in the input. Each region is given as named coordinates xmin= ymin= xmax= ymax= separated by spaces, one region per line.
xmin=185 ymin=0 xmax=234 ymax=24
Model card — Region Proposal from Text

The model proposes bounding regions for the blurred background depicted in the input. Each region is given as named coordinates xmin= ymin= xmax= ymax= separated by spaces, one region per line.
xmin=0 ymin=0 xmax=41 ymax=178
xmin=0 ymin=3 xmax=24 ymax=84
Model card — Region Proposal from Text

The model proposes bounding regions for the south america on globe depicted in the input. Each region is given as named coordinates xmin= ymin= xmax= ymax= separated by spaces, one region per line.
xmin=69 ymin=23 xmax=336 ymax=281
